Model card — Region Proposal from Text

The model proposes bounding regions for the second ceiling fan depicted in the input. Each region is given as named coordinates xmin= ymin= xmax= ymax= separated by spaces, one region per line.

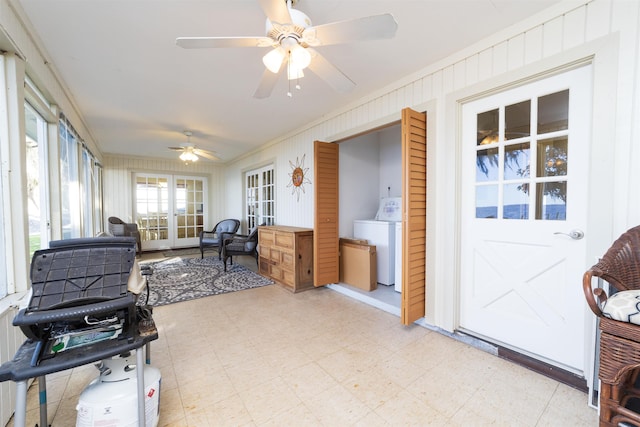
xmin=176 ymin=0 xmax=398 ymax=98
xmin=169 ymin=131 xmax=219 ymax=163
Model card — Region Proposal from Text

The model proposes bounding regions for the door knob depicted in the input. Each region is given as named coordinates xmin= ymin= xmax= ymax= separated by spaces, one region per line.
xmin=554 ymin=229 xmax=584 ymax=240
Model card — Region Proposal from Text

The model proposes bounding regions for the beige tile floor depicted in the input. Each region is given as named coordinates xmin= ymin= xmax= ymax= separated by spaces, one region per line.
xmin=8 ymin=253 xmax=598 ymax=427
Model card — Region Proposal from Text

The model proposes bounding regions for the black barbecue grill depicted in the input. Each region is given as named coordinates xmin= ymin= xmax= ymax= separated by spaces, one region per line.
xmin=12 ymin=237 xmax=139 ymax=364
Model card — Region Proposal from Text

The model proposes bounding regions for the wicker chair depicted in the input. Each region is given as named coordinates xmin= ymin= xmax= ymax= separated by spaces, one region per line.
xmin=221 ymin=224 xmax=262 ymax=272
xmin=108 ymin=216 xmax=142 ymax=256
xmin=583 ymin=225 xmax=640 ymax=426
xmin=199 ymin=219 xmax=240 ymax=259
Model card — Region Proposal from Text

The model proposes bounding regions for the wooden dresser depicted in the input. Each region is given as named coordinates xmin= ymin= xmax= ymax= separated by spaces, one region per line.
xmin=258 ymin=226 xmax=314 ymax=293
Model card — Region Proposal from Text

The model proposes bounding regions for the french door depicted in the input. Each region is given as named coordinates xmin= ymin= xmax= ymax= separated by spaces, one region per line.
xmin=245 ymin=165 xmax=275 ymax=230
xmin=134 ymin=174 xmax=207 ymax=250
xmin=459 ymin=65 xmax=592 ymax=373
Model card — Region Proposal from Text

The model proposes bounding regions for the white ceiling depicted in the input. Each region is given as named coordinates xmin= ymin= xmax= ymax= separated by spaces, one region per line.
xmin=16 ymin=0 xmax=562 ymax=163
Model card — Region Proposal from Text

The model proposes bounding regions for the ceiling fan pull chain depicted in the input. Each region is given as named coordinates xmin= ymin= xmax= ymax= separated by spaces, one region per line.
xmin=287 ymin=50 xmax=293 ymax=97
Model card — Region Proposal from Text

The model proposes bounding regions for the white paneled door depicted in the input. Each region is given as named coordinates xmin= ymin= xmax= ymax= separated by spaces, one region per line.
xmin=135 ymin=174 xmax=207 ymax=250
xmin=459 ymin=65 xmax=592 ymax=373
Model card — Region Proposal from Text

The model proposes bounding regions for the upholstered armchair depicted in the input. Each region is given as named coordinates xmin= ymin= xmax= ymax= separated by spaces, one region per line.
xmin=107 ymin=216 xmax=142 ymax=256
xmin=199 ymin=219 xmax=240 ymax=259
xmin=222 ymin=225 xmax=260 ymax=272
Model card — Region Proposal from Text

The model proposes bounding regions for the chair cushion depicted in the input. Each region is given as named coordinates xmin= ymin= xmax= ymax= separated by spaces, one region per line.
xmin=247 ymin=227 xmax=259 ymax=239
xmin=217 ymin=221 xmax=238 ymax=233
xmin=201 ymin=237 xmax=221 ymax=245
xmin=602 ymin=290 xmax=640 ymax=325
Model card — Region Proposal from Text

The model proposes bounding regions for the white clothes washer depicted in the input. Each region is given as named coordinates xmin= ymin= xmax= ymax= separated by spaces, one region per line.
xmin=353 ymin=198 xmax=401 ymax=286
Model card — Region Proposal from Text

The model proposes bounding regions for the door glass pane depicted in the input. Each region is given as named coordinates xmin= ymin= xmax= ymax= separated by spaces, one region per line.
xmin=505 ymin=100 xmax=531 ymax=140
xmin=476 ymin=185 xmax=498 ymax=218
xmin=477 ymin=109 xmax=499 ymax=145
xmin=245 ymin=165 xmax=275 ymax=229
xmin=536 ymin=182 xmax=566 ymax=220
xmin=175 ymin=178 xmax=204 ymax=241
xmin=538 ymin=90 xmax=569 ymax=134
xmin=504 ymin=143 xmax=530 ymax=180
xmin=476 ymin=148 xmax=499 ymax=182
xmin=136 ymin=176 xmax=169 ymax=242
xmin=246 ymin=173 xmax=259 ymax=230
xmin=537 ymin=137 xmax=568 ymax=177
xmin=503 ymin=183 xmax=529 ymax=219
xmin=262 ymin=168 xmax=275 ymax=226
xmin=474 ymin=89 xmax=569 ymax=222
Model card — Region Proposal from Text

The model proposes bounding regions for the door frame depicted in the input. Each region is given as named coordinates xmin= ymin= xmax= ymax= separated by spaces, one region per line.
xmin=316 ymin=104 xmax=434 ymax=324
xmin=458 ymin=65 xmax=592 ymax=373
xmin=133 ymin=172 xmax=209 ymax=250
xmin=444 ymin=37 xmax=620 ymax=397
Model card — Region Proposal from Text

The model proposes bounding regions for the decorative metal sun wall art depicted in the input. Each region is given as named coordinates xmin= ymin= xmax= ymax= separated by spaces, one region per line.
xmin=287 ymin=154 xmax=310 ymax=202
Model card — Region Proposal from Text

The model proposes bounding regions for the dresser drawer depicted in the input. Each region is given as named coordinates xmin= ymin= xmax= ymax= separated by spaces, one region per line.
xmin=270 ymin=265 xmax=293 ymax=287
xmin=280 ymin=250 xmax=294 ymax=270
xmin=274 ymin=232 xmax=294 ymax=249
xmin=258 ymin=257 xmax=270 ymax=276
xmin=259 ymin=229 xmax=275 ymax=246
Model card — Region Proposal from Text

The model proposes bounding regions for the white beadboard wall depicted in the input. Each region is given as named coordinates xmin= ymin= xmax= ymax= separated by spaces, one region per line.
xmin=103 ymin=155 xmax=227 ymax=229
xmin=0 ymin=305 xmax=26 ymax=427
xmin=219 ymin=0 xmax=639 ymax=338
xmin=223 ymin=0 xmax=640 ymax=236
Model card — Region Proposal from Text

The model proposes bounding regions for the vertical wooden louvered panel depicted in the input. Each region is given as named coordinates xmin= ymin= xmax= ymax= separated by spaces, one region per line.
xmin=314 ymin=141 xmax=340 ymax=286
xmin=401 ymin=108 xmax=427 ymax=325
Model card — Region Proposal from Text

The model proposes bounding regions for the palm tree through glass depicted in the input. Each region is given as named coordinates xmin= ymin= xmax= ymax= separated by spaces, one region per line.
xmin=475 ymin=90 xmax=569 ymax=220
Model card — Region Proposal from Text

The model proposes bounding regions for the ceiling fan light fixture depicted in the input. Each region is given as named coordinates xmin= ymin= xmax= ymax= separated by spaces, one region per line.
xmin=263 ymin=47 xmax=285 ymax=73
xmin=289 ymin=43 xmax=311 ymax=70
xmin=179 ymin=150 xmax=198 ymax=163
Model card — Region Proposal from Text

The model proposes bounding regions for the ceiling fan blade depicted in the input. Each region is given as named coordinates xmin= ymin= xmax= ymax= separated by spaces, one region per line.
xmin=307 ymin=50 xmax=355 ymax=93
xmin=303 ymin=13 xmax=398 ymax=46
xmin=258 ymin=0 xmax=292 ymax=25
xmin=253 ymin=68 xmax=281 ymax=99
xmin=176 ymin=36 xmax=273 ymax=49
xmin=194 ymin=149 xmax=220 ymax=161
xmin=168 ymin=146 xmax=185 ymax=151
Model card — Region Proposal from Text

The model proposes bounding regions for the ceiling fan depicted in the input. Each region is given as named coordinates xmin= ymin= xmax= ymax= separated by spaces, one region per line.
xmin=175 ymin=0 xmax=398 ymax=98
xmin=169 ymin=131 xmax=219 ymax=163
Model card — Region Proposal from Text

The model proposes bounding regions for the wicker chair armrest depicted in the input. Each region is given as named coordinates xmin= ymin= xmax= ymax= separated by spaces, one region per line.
xmin=224 ymin=234 xmax=249 ymax=245
xmin=124 ymin=223 xmax=138 ymax=233
xmin=200 ymin=231 xmax=217 ymax=239
xmin=583 ymin=268 xmax=608 ymax=317
xmin=220 ymin=231 xmax=237 ymax=241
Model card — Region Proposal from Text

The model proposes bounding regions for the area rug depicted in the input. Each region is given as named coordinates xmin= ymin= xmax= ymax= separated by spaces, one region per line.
xmin=139 ymin=257 xmax=272 ymax=306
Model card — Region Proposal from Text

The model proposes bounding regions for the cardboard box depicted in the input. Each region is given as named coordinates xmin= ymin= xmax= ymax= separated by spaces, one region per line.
xmin=339 ymin=237 xmax=369 ymax=246
xmin=339 ymin=238 xmax=377 ymax=291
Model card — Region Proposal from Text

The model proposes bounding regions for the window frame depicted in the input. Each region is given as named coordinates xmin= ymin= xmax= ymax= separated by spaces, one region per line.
xmin=25 ymin=101 xmax=51 ymax=257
